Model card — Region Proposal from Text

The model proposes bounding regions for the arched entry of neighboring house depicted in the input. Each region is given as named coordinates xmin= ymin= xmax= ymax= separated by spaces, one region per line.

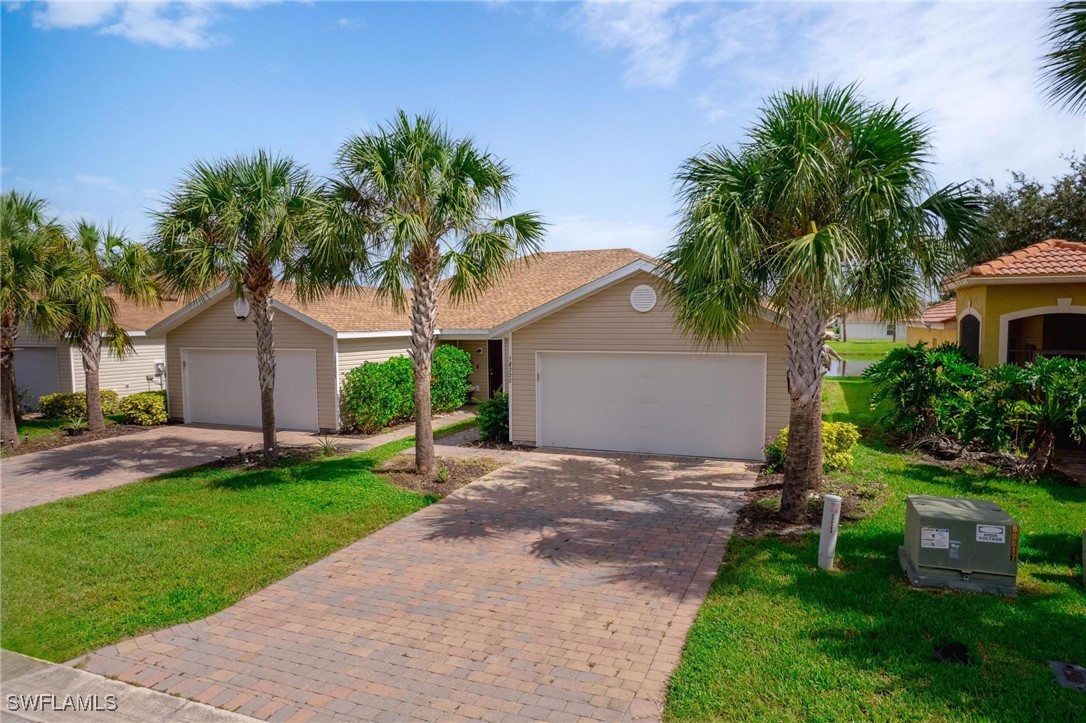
xmin=1000 ymin=306 xmax=1086 ymax=365
xmin=960 ymin=314 xmax=980 ymax=361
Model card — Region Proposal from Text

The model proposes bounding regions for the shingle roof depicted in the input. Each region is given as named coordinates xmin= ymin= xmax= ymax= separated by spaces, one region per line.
xmin=964 ymin=239 xmax=1086 ymax=278
xmin=919 ymin=299 xmax=957 ymax=324
xmin=278 ymin=249 xmax=656 ymax=333
xmin=113 ymin=294 xmax=189 ymax=332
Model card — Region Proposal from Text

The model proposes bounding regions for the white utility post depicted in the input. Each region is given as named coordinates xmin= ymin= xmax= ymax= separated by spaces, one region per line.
xmin=818 ymin=494 xmax=843 ymax=571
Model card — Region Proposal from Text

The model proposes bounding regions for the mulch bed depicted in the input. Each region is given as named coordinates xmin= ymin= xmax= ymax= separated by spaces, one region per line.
xmin=463 ymin=438 xmax=536 ymax=453
xmin=377 ymin=455 xmax=507 ymax=496
xmin=734 ymin=473 xmax=875 ymax=539
xmin=1 ymin=423 xmax=151 ymax=458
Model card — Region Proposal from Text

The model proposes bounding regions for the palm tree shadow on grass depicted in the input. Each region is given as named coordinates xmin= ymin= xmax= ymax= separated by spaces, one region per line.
xmin=420 ymin=454 xmax=755 ymax=597
xmin=206 ymin=454 xmax=380 ymax=491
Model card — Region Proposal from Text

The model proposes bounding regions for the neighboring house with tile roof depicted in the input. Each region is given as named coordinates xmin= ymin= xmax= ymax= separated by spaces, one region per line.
xmin=13 ymin=294 xmax=187 ymax=411
xmin=146 ymin=249 xmax=790 ymax=460
xmin=905 ymin=299 xmax=959 ymax=347
xmin=929 ymin=239 xmax=1086 ymax=365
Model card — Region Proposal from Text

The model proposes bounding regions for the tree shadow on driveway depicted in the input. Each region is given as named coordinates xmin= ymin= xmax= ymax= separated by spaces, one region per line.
xmin=420 ymin=453 xmax=758 ymax=599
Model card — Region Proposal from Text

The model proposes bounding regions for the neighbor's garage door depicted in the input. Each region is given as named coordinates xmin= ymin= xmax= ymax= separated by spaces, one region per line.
xmin=13 ymin=346 xmax=60 ymax=411
xmin=182 ymin=348 xmax=318 ymax=431
xmin=536 ymin=351 xmax=766 ymax=460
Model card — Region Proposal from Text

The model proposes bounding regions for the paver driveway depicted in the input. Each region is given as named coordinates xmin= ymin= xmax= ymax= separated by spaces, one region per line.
xmin=77 ymin=452 xmax=756 ymax=722
xmin=0 ymin=425 xmax=313 ymax=513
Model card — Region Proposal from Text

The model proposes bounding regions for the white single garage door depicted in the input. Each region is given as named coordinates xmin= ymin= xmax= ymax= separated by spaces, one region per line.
xmin=537 ymin=351 xmax=766 ymax=460
xmin=182 ymin=348 xmax=319 ymax=431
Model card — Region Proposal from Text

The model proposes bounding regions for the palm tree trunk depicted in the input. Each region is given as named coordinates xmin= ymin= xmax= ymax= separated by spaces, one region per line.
xmin=410 ymin=253 xmax=441 ymax=477
xmin=9 ymin=365 xmax=22 ymax=423
xmin=81 ymin=330 xmax=105 ymax=431
xmin=1 ymin=314 xmax=20 ymax=447
xmin=1022 ymin=421 xmax=1055 ymax=478
xmin=781 ymin=285 xmax=826 ymax=523
xmin=249 ymin=285 xmax=278 ymax=462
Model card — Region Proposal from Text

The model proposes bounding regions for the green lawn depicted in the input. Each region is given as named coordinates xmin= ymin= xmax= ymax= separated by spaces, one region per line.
xmin=828 ymin=339 xmax=906 ymax=357
xmin=0 ymin=422 xmax=470 ymax=662
xmin=666 ymin=379 xmax=1086 ymax=721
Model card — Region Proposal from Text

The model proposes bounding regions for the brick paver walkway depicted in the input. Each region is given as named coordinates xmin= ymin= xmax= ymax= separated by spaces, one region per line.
xmin=77 ymin=452 xmax=755 ymax=721
xmin=0 ymin=411 xmax=473 ymax=513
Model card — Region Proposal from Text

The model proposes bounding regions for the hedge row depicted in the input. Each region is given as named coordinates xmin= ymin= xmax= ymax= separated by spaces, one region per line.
xmin=340 ymin=345 xmax=473 ymax=433
xmin=38 ymin=390 xmax=121 ymax=420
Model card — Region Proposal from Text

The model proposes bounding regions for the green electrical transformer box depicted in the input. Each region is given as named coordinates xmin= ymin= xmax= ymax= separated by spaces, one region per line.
xmin=899 ymin=495 xmax=1019 ymax=596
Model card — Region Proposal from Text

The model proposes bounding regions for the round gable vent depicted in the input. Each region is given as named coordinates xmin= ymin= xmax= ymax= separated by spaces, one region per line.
xmin=630 ymin=284 xmax=657 ymax=313
xmin=233 ymin=296 xmax=251 ymax=320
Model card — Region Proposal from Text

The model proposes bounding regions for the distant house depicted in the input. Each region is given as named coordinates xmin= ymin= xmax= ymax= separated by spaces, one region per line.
xmin=905 ymin=299 xmax=958 ymax=348
xmin=834 ymin=309 xmax=909 ymax=341
xmin=906 ymin=239 xmax=1086 ymax=366
xmin=14 ymin=295 xmax=186 ymax=410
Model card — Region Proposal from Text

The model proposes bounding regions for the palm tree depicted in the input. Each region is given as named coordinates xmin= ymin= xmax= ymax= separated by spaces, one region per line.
xmin=59 ymin=222 xmax=161 ymax=431
xmin=1043 ymin=2 xmax=1086 ymax=114
xmin=334 ymin=112 xmax=545 ymax=476
xmin=0 ymin=191 xmax=72 ymax=447
xmin=153 ymin=150 xmax=363 ymax=461
xmin=660 ymin=84 xmax=987 ymax=523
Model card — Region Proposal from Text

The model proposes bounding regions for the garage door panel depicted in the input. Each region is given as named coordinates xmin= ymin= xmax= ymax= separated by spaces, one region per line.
xmin=183 ymin=348 xmax=318 ymax=431
xmin=537 ymin=352 xmax=765 ymax=460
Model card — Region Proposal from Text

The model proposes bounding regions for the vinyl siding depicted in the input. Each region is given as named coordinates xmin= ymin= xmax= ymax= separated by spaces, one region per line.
xmin=508 ymin=271 xmax=790 ymax=446
xmin=166 ymin=296 xmax=337 ymax=430
xmin=444 ymin=339 xmax=489 ymax=400
xmin=335 ymin=337 xmax=412 ymax=386
xmin=70 ymin=337 xmax=166 ymax=397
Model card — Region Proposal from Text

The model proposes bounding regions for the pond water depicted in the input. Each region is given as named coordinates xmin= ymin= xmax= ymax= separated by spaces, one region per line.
xmin=826 ymin=357 xmax=876 ymax=377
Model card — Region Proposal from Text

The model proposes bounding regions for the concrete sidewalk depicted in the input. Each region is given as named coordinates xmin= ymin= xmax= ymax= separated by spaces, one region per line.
xmin=0 ymin=650 xmax=255 ymax=722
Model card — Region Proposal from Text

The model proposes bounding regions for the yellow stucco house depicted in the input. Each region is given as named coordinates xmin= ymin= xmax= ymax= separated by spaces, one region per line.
xmin=908 ymin=239 xmax=1086 ymax=366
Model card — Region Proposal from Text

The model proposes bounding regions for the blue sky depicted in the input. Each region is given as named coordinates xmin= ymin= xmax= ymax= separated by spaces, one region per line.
xmin=2 ymin=1 xmax=1082 ymax=256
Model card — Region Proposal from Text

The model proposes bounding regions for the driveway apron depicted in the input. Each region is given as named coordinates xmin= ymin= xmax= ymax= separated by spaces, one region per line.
xmin=76 ymin=452 xmax=755 ymax=721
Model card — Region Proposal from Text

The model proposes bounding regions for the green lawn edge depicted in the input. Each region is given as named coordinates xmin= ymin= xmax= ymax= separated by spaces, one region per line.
xmin=0 ymin=418 xmax=475 ymax=663
xmin=664 ymin=379 xmax=1086 ymax=721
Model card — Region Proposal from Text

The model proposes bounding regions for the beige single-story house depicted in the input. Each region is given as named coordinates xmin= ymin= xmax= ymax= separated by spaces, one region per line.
xmin=13 ymin=296 xmax=186 ymax=410
xmin=147 ymin=249 xmax=790 ymax=460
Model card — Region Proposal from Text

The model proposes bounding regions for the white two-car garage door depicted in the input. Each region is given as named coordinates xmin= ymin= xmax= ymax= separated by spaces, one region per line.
xmin=182 ymin=348 xmax=319 ymax=431
xmin=536 ymin=351 xmax=766 ymax=460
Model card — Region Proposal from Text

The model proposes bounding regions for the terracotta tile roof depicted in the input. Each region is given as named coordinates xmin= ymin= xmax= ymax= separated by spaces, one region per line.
xmin=919 ymin=299 xmax=957 ymax=325
xmin=964 ymin=239 xmax=1086 ymax=278
xmin=278 ymin=249 xmax=655 ymax=333
xmin=113 ymin=293 xmax=189 ymax=332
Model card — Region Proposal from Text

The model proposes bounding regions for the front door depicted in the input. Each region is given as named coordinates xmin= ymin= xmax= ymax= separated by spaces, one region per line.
xmin=487 ymin=339 xmax=503 ymax=397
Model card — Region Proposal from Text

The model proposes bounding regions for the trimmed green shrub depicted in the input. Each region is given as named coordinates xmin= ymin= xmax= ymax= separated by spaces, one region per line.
xmin=763 ymin=421 xmax=861 ymax=473
xmin=431 ymin=345 xmax=473 ymax=413
xmin=340 ymin=344 xmax=474 ymax=433
xmin=341 ymin=356 xmax=415 ymax=433
xmin=477 ymin=392 xmax=509 ymax=443
xmin=119 ymin=391 xmax=168 ymax=426
xmin=38 ymin=390 xmax=121 ymax=420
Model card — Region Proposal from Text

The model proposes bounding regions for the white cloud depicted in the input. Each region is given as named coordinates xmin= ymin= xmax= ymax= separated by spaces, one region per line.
xmin=76 ymin=174 xmax=128 ymax=194
xmin=572 ymin=1 xmax=691 ymax=88
xmin=548 ymin=214 xmax=669 ymax=255
xmin=569 ymin=1 xmax=1081 ymax=186
xmin=336 ymin=16 xmax=364 ymax=29
xmin=24 ymin=1 xmax=263 ymax=49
